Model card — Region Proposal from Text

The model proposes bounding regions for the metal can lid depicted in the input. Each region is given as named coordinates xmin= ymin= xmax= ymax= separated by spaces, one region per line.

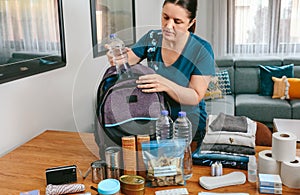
xmin=91 ymin=160 xmax=106 ymax=168
xmin=119 ymin=175 xmax=145 ymax=185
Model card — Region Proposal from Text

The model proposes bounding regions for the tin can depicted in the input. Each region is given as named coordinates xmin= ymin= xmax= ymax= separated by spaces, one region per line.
xmin=91 ymin=160 xmax=107 ymax=183
xmin=105 ymin=146 xmax=122 ymax=179
xmin=119 ymin=175 xmax=145 ymax=195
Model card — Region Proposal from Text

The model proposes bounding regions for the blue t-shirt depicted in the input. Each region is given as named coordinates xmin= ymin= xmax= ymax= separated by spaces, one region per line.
xmin=131 ymin=30 xmax=215 ymax=141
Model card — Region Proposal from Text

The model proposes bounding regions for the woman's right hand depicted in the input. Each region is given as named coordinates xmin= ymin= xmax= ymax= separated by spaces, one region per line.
xmin=105 ymin=44 xmax=130 ymax=66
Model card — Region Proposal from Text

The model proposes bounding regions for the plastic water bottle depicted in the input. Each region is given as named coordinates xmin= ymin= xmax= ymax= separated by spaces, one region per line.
xmin=156 ymin=110 xmax=173 ymax=141
xmin=108 ymin=34 xmax=132 ymax=79
xmin=173 ymin=111 xmax=193 ymax=180
xmin=248 ymin=155 xmax=257 ymax=182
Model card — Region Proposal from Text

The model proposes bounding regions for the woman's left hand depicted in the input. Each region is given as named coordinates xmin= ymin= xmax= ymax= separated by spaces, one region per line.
xmin=136 ymin=74 xmax=169 ymax=93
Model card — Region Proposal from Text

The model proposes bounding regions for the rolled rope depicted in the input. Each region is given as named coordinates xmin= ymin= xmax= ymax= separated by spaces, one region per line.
xmin=46 ymin=184 xmax=85 ymax=195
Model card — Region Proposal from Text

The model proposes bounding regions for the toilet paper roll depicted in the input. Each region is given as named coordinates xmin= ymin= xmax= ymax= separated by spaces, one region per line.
xmin=281 ymin=156 xmax=300 ymax=189
xmin=258 ymin=150 xmax=281 ymax=175
xmin=272 ymin=131 xmax=297 ymax=162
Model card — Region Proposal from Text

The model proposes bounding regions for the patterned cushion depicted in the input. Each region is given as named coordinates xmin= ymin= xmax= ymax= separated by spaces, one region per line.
xmin=216 ymin=70 xmax=232 ymax=95
xmin=205 ymin=70 xmax=232 ymax=100
xmin=205 ymin=76 xmax=223 ymax=100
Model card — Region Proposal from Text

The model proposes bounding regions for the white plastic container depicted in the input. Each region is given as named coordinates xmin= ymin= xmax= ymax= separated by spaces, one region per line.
xmin=248 ymin=156 xmax=257 ymax=182
xmin=98 ymin=178 xmax=120 ymax=195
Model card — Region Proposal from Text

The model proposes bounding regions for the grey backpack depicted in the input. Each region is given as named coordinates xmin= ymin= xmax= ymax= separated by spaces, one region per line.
xmin=95 ymin=64 xmax=168 ymax=149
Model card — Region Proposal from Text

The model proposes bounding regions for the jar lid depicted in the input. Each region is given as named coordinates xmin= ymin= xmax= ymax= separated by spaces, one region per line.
xmin=98 ymin=179 xmax=120 ymax=194
xmin=91 ymin=160 xmax=106 ymax=168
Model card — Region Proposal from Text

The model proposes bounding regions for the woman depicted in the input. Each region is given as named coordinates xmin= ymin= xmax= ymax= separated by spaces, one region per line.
xmin=109 ymin=0 xmax=215 ymax=145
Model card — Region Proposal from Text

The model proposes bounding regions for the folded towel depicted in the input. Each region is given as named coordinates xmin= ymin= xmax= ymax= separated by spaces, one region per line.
xmin=206 ymin=115 xmax=257 ymax=137
xmin=209 ymin=113 xmax=248 ymax=133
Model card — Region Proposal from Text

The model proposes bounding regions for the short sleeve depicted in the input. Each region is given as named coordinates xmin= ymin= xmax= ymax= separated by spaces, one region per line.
xmin=194 ymin=40 xmax=215 ymax=76
xmin=131 ymin=31 xmax=152 ymax=59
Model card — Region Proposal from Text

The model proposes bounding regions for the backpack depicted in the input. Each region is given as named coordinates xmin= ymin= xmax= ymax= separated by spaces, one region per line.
xmin=94 ymin=30 xmax=166 ymax=159
xmin=95 ymin=64 xmax=169 ymax=149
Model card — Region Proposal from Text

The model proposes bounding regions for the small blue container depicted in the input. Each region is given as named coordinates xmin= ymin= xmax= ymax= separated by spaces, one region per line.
xmin=98 ymin=178 xmax=120 ymax=195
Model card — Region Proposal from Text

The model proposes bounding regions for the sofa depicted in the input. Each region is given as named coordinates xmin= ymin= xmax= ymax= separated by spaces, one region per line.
xmin=205 ymin=56 xmax=300 ymax=128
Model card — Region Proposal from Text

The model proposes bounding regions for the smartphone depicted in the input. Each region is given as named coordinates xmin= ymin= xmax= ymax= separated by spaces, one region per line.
xmin=45 ymin=165 xmax=77 ymax=185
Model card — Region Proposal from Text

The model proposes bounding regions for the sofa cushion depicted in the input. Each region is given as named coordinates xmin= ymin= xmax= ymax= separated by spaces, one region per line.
xmin=215 ymin=57 xmax=235 ymax=93
xmin=259 ymin=64 xmax=294 ymax=96
xmin=205 ymin=76 xmax=223 ymax=100
xmin=283 ymin=57 xmax=300 ymax=78
xmin=290 ymin=100 xmax=300 ymax=119
xmin=272 ymin=76 xmax=289 ymax=99
xmin=287 ymin=78 xmax=300 ymax=99
xmin=235 ymin=94 xmax=291 ymax=124
xmin=205 ymin=70 xmax=233 ymax=100
xmin=216 ymin=70 xmax=232 ymax=95
xmin=205 ymin=95 xmax=235 ymax=116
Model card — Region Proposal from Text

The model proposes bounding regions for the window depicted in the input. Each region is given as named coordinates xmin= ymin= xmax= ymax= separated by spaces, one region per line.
xmin=90 ymin=0 xmax=136 ymax=57
xmin=0 ymin=0 xmax=66 ymax=84
xmin=227 ymin=0 xmax=300 ymax=56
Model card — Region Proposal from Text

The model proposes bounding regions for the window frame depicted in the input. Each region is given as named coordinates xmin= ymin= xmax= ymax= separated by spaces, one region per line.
xmin=90 ymin=0 xmax=136 ymax=58
xmin=0 ymin=0 xmax=66 ymax=84
xmin=226 ymin=0 xmax=300 ymax=56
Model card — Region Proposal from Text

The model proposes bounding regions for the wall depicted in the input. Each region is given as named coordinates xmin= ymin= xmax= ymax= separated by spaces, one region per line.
xmin=0 ymin=0 xmax=211 ymax=157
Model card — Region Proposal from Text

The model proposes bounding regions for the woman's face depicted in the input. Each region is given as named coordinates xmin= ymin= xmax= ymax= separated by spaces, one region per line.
xmin=161 ymin=3 xmax=194 ymax=42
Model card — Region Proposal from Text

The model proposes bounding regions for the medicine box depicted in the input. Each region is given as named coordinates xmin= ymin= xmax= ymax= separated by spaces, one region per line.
xmin=259 ymin=186 xmax=282 ymax=194
xmin=258 ymin=173 xmax=282 ymax=188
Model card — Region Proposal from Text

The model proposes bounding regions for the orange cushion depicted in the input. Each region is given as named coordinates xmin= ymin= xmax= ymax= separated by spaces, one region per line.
xmin=288 ymin=78 xmax=300 ymax=99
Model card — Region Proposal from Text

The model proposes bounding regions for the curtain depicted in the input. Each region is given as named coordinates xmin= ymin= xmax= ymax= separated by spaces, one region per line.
xmin=0 ymin=0 xmax=60 ymax=64
xmin=211 ymin=0 xmax=300 ymax=57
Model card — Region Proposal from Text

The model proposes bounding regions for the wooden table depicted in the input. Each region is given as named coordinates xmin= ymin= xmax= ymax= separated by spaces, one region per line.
xmin=0 ymin=130 xmax=299 ymax=195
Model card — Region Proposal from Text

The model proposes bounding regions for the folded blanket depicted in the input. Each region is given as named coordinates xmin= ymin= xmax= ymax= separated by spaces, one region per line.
xmin=200 ymin=143 xmax=255 ymax=155
xmin=209 ymin=113 xmax=248 ymax=133
xmin=202 ymin=132 xmax=255 ymax=148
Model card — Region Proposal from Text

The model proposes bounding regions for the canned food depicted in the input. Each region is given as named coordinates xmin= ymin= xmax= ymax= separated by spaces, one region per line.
xmin=91 ymin=160 xmax=107 ymax=183
xmin=105 ymin=146 xmax=122 ymax=179
xmin=119 ymin=175 xmax=145 ymax=195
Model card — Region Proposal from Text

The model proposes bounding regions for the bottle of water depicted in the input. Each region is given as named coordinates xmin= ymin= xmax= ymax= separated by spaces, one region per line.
xmin=156 ymin=110 xmax=173 ymax=141
xmin=173 ymin=111 xmax=193 ymax=180
xmin=108 ymin=34 xmax=132 ymax=79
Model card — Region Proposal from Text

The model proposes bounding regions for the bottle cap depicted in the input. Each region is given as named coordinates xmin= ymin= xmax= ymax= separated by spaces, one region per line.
xmin=161 ymin=110 xmax=169 ymax=116
xmin=178 ymin=111 xmax=186 ymax=117
xmin=109 ymin=33 xmax=117 ymax=39
xmin=98 ymin=179 xmax=120 ymax=194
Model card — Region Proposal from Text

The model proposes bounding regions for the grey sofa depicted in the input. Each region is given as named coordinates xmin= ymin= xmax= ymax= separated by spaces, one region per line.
xmin=205 ymin=56 xmax=300 ymax=128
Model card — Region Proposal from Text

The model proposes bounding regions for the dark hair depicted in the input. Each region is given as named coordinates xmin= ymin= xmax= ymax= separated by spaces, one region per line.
xmin=163 ymin=0 xmax=197 ymax=33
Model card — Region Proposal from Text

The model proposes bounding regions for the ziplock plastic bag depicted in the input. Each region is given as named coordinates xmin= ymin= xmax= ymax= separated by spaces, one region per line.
xmin=141 ymin=139 xmax=186 ymax=187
